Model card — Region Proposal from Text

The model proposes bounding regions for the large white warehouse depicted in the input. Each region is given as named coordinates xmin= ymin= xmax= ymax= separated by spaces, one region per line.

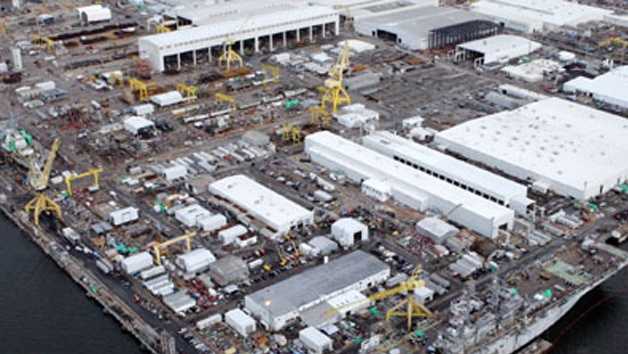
xmin=209 ymin=174 xmax=314 ymax=237
xmin=470 ymin=0 xmax=611 ymax=33
xmin=139 ymin=2 xmax=339 ymax=72
xmin=245 ymin=250 xmax=390 ymax=330
xmin=305 ymin=131 xmax=514 ymax=238
xmin=362 ymin=131 xmax=533 ymax=214
xmin=562 ymin=66 xmax=628 ymax=110
xmin=435 ymin=98 xmax=628 ymax=200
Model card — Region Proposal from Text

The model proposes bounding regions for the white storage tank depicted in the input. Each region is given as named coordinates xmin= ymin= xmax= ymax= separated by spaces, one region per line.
xmin=331 ymin=218 xmax=369 ymax=248
xmin=299 ymin=327 xmax=333 ymax=354
xmin=218 ymin=225 xmax=247 ymax=245
xmin=109 ymin=207 xmax=139 ymax=226
xmin=225 ymin=309 xmax=256 ymax=337
xmin=121 ymin=252 xmax=153 ymax=274
xmin=175 ymin=248 xmax=216 ymax=273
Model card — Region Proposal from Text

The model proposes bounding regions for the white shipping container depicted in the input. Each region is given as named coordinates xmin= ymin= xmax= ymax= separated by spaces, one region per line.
xmin=140 ymin=265 xmax=166 ymax=280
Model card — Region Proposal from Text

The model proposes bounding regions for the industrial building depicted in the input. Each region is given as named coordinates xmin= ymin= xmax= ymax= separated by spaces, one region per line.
xmin=455 ymin=35 xmax=542 ymax=65
xmin=354 ymin=5 xmax=500 ymax=50
xmin=244 ymin=250 xmax=390 ymax=330
xmin=435 ymin=98 xmax=628 ymax=200
xmin=362 ymin=131 xmax=533 ymax=214
xmin=175 ymin=248 xmax=216 ymax=273
xmin=209 ymin=174 xmax=314 ymax=237
xmin=470 ymin=0 xmax=611 ymax=33
xmin=562 ymin=66 xmax=628 ymax=110
xmin=305 ymin=131 xmax=514 ymax=238
xmin=138 ymin=2 xmax=339 ymax=71
xmin=76 ymin=5 xmax=112 ymax=25
xmin=209 ymin=256 xmax=250 ymax=286
xmin=299 ymin=327 xmax=333 ymax=354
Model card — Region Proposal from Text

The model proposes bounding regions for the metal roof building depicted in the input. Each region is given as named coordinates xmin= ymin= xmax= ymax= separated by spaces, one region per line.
xmin=435 ymin=98 xmax=628 ymax=200
xmin=209 ymin=174 xmax=314 ymax=237
xmin=362 ymin=131 xmax=533 ymax=214
xmin=354 ymin=5 xmax=498 ymax=50
xmin=562 ymin=66 xmax=628 ymax=110
xmin=244 ymin=250 xmax=390 ymax=330
xmin=455 ymin=34 xmax=542 ymax=65
xmin=470 ymin=0 xmax=611 ymax=33
xmin=139 ymin=4 xmax=339 ymax=71
xmin=305 ymin=131 xmax=514 ymax=238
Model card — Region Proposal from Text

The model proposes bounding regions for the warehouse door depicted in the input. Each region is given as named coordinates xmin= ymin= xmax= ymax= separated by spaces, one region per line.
xmin=376 ymin=29 xmax=398 ymax=44
xmin=353 ymin=231 xmax=362 ymax=244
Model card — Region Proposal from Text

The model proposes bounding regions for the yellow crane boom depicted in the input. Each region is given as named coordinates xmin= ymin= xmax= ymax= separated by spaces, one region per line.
xmin=25 ymin=138 xmax=62 ymax=226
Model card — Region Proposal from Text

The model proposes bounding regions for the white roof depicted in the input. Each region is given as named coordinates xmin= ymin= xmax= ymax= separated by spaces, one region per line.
xmin=140 ymin=6 xmax=338 ymax=50
xmin=457 ymin=34 xmax=541 ymax=61
xmin=416 ymin=217 xmax=459 ymax=238
xmin=209 ymin=175 xmax=313 ymax=233
xmin=123 ymin=116 xmax=154 ymax=133
xmin=562 ymin=66 xmax=628 ymax=109
xmin=150 ymin=91 xmax=183 ymax=107
xmin=225 ymin=308 xmax=256 ymax=326
xmin=299 ymin=326 xmax=333 ymax=348
xmin=471 ymin=0 xmax=610 ymax=28
xmin=363 ymin=131 xmax=528 ymax=204
xmin=332 ymin=218 xmax=366 ymax=233
xmin=435 ymin=98 xmax=628 ymax=199
xmin=173 ymin=0 xmax=303 ymax=25
xmin=306 ymin=132 xmax=513 ymax=231
xmin=502 ymin=59 xmax=563 ymax=83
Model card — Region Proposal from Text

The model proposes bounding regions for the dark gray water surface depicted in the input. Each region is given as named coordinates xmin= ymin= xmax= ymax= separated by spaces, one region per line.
xmin=0 ymin=214 xmax=627 ymax=354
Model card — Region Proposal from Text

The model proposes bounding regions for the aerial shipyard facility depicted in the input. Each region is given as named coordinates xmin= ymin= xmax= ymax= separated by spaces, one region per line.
xmin=0 ymin=0 xmax=628 ymax=353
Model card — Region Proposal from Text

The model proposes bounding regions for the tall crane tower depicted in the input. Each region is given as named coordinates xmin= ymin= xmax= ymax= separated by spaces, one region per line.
xmin=320 ymin=41 xmax=352 ymax=113
xmin=24 ymin=138 xmax=62 ymax=226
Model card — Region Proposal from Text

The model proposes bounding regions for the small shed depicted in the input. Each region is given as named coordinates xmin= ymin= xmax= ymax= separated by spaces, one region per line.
xmin=225 ymin=309 xmax=256 ymax=337
xmin=123 ymin=116 xmax=155 ymax=135
xmin=331 ymin=218 xmax=368 ymax=248
xmin=299 ymin=327 xmax=333 ymax=354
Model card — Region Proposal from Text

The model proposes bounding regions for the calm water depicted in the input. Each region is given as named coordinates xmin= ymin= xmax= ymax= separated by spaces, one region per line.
xmin=0 ymin=214 xmax=627 ymax=354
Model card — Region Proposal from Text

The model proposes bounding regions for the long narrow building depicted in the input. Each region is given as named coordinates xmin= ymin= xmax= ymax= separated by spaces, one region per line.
xmin=305 ymin=131 xmax=514 ymax=238
xmin=139 ymin=3 xmax=339 ymax=72
xmin=362 ymin=131 xmax=533 ymax=215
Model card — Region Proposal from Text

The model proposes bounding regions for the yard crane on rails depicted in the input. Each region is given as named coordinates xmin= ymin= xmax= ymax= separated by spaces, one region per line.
xmin=24 ymin=138 xmax=62 ymax=226
xmin=215 ymin=92 xmax=237 ymax=110
xmin=64 ymin=167 xmax=103 ymax=197
xmin=281 ymin=123 xmax=302 ymax=144
xmin=152 ymin=231 xmax=197 ymax=265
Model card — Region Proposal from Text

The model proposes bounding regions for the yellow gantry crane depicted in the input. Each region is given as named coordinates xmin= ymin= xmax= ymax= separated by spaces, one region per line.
xmin=219 ymin=38 xmax=244 ymax=74
xmin=24 ymin=138 xmax=62 ymax=226
xmin=309 ymin=104 xmax=332 ymax=127
xmin=215 ymin=92 xmax=237 ymax=110
xmin=64 ymin=167 xmax=103 ymax=197
xmin=128 ymin=78 xmax=153 ymax=101
xmin=176 ymin=83 xmax=198 ymax=99
xmin=281 ymin=123 xmax=302 ymax=144
xmin=599 ymin=36 xmax=628 ymax=63
xmin=321 ymin=41 xmax=352 ymax=113
xmin=152 ymin=231 xmax=197 ymax=265
xmin=261 ymin=64 xmax=280 ymax=83
xmin=154 ymin=23 xmax=171 ymax=33
xmin=32 ymin=35 xmax=55 ymax=54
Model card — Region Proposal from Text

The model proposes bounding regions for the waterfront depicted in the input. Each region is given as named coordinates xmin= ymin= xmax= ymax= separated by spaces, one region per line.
xmin=0 ymin=213 xmax=627 ymax=354
xmin=0 ymin=215 xmax=143 ymax=354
